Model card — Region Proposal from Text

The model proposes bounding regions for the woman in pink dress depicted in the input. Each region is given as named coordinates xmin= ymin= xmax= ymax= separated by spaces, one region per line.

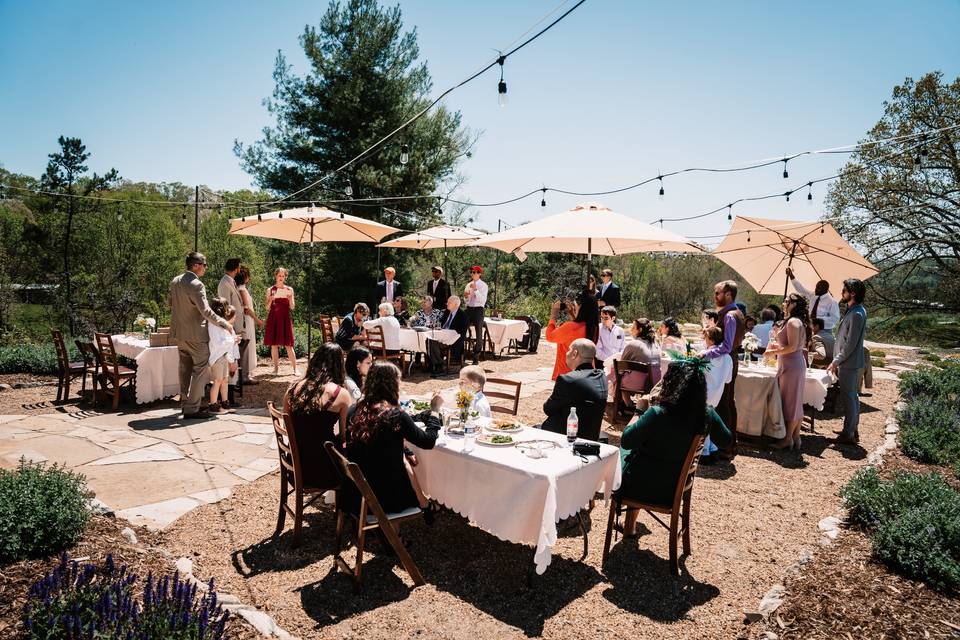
xmin=264 ymin=267 xmax=297 ymax=375
xmin=767 ymin=293 xmax=811 ymax=451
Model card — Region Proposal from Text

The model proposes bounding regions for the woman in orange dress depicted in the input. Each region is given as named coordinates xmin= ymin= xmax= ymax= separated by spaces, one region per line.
xmin=545 ymin=289 xmax=600 ymax=380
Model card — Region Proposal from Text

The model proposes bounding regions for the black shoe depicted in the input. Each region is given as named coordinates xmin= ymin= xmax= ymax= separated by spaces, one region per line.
xmin=699 ymin=453 xmax=716 ymax=466
xmin=183 ymin=410 xmax=211 ymax=420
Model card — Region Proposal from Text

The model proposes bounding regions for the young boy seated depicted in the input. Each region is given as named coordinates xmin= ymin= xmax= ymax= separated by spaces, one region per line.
xmin=458 ymin=365 xmax=492 ymax=418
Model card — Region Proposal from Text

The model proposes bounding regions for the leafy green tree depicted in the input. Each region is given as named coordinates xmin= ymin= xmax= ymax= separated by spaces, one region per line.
xmin=39 ymin=137 xmax=119 ymax=332
xmin=826 ymin=72 xmax=959 ymax=313
xmin=236 ymin=0 xmax=473 ymax=313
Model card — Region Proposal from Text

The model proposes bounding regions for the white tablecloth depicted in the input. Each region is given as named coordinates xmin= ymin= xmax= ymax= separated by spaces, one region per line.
xmin=483 ymin=318 xmax=527 ymax=353
xmin=111 ymin=335 xmax=180 ymax=404
xmin=397 ymin=328 xmax=461 ymax=354
xmin=411 ymin=424 xmax=621 ymax=575
xmin=734 ymin=364 xmax=834 ymax=438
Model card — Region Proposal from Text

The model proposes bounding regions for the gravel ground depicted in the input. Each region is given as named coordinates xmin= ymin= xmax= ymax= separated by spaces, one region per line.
xmin=156 ymin=344 xmax=903 ymax=640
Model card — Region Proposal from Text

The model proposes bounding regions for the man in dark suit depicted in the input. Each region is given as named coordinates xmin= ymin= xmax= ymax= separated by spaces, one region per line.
xmin=596 ymin=268 xmax=621 ymax=309
xmin=428 ymin=295 xmax=468 ymax=376
xmin=375 ymin=266 xmax=404 ymax=308
xmin=426 ymin=265 xmax=451 ymax=308
xmin=541 ymin=338 xmax=608 ymax=441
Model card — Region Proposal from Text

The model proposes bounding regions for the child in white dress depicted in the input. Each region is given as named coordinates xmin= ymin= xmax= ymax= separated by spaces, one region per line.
xmin=208 ymin=298 xmax=241 ymax=414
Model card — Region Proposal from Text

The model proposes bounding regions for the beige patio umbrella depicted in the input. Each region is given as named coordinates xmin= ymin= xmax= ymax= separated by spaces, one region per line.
xmin=229 ymin=205 xmax=399 ymax=353
xmin=711 ymin=215 xmax=878 ymax=296
xmin=471 ymin=202 xmax=702 ymax=258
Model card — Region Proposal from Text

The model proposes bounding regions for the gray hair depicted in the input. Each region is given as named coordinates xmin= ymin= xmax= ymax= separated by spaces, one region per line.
xmin=448 ymin=295 xmax=461 ymax=308
xmin=378 ymin=302 xmax=395 ymax=316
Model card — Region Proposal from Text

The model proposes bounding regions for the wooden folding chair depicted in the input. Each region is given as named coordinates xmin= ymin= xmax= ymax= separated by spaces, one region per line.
xmin=324 ymin=442 xmax=425 ymax=591
xmin=267 ymin=401 xmax=337 ymax=547
xmin=93 ymin=333 xmax=136 ymax=411
xmin=51 ymin=330 xmax=86 ymax=403
xmin=602 ymin=434 xmax=706 ymax=576
xmin=74 ymin=339 xmax=100 ymax=401
xmin=366 ymin=324 xmax=408 ymax=376
xmin=485 ymin=378 xmax=522 ymax=416
xmin=611 ymin=359 xmax=652 ymax=418
xmin=318 ymin=314 xmax=335 ymax=343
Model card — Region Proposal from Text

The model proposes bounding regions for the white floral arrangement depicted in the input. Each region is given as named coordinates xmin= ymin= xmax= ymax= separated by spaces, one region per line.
xmin=741 ymin=332 xmax=761 ymax=354
xmin=133 ymin=314 xmax=157 ymax=332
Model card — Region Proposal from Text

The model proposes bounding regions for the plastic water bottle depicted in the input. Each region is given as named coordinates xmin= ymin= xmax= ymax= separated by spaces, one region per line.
xmin=463 ymin=419 xmax=476 ymax=452
xmin=566 ymin=407 xmax=579 ymax=445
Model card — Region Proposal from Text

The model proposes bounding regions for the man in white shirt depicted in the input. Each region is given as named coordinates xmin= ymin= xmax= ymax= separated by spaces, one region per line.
xmin=363 ymin=302 xmax=402 ymax=351
xmin=786 ymin=267 xmax=840 ymax=331
xmin=595 ymin=306 xmax=625 ymax=361
xmin=463 ymin=265 xmax=488 ymax=365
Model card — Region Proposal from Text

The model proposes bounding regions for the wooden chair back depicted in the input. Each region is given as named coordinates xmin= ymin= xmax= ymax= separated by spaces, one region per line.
xmin=484 ymin=378 xmax=522 ymax=416
xmin=51 ymin=330 xmax=71 ymax=373
xmin=670 ymin=434 xmax=707 ymax=513
xmin=75 ymin=339 xmax=99 ymax=396
xmin=94 ymin=332 xmax=123 ymax=376
xmin=318 ymin=315 xmax=334 ymax=343
xmin=365 ymin=325 xmax=387 ymax=357
xmin=268 ymin=401 xmax=297 ymax=486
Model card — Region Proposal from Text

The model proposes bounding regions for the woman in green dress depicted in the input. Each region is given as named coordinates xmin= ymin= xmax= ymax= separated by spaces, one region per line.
xmin=618 ymin=357 xmax=732 ymax=535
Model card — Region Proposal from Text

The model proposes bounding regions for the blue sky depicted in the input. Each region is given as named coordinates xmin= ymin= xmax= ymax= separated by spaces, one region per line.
xmin=1 ymin=0 xmax=957 ymax=243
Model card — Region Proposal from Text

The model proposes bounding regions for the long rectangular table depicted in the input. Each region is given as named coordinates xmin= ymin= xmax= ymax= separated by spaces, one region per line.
xmin=111 ymin=334 xmax=180 ymax=404
xmin=410 ymin=424 xmax=621 ymax=575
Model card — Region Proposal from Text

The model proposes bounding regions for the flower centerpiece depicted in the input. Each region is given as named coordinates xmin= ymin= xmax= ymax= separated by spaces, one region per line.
xmin=133 ymin=314 xmax=156 ymax=339
xmin=741 ymin=332 xmax=761 ymax=365
xmin=456 ymin=390 xmax=474 ymax=424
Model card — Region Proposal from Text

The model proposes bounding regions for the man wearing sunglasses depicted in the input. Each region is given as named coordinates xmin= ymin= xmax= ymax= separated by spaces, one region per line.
xmin=463 ymin=266 xmax=488 ymax=365
xmin=169 ymin=252 xmax=235 ymax=420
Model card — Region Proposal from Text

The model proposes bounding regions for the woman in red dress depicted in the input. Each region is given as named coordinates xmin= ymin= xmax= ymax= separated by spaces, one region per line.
xmin=264 ymin=267 xmax=298 ymax=375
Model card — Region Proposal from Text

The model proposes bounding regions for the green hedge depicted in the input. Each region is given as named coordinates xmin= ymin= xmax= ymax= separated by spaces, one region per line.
xmin=842 ymin=468 xmax=960 ymax=592
xmin=0 ymin=342 xmax=81 ymax=375
xmin=256 ymin=324 xmax=309 ymax=359
xmin=0 ymin=460 xmax=91 ymax=564
xmin=898 ymin=361 xmax=960 ymax=474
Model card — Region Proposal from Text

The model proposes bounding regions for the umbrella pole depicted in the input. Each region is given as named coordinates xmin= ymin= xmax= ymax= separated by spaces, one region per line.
xmin=783 ymin=240 xmax=799 ymax=299
xmin=586 ymin=238 xmax=593 ymax=289
xmin=307 ymin=222 xmax=314 ymax=359
xmin=443 ymin=238 xmax=448 ymax=293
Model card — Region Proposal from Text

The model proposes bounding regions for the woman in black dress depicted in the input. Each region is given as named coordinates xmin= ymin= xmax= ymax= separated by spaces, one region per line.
xmin=618 ymin=358 xmax=732 ymax=535
xmin=283 ymin=343 xmax=353 ymax=490
xmin=344 ymin=361 xmax=440 ymax=515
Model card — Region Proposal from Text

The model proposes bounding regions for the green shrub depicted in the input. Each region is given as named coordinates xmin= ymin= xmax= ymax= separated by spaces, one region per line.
xmin=0 ymin=460 xmax=91 ymax=564
xmin=922 ymin=353 xmax=943 ymax=363
xmin=871 ymin=349 xmax=887 ymax=358
xmin=871 ymin=357 xmax=886 ymax=369
xmin=841 ymin=469 xmax=960 ymax=592
xmin=898 ymin=402 xmax=960 ymax=467
xmin=0 ymin=342 xmax=81 ymax=374
xmin=872 ymin=501 xmax=960 ymax=592
xmin=898 ymin=361 xmax=960 ymax=403
xmin=256 ymin=324 xmax=308 ymax=358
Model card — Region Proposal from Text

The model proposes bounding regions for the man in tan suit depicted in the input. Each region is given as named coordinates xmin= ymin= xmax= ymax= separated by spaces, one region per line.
xmin=169 ymin=252 xmax=234 ymax=419
xmin=218 ymin=258 xmax=247 ymax=389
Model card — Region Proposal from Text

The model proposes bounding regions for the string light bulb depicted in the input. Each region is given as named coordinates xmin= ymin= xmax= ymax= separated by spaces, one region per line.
xmin=657 ymin=175 xmax=665 ymax=200
xmin=257 ymin=203 xmax=262 ymax=222
xmin=116 ymin=203 xmax=122 ymax=221
xmin=727 ymin=205 xmax=732 ymax=221
xmin=807 ymin=182 xmax=813 ymax=205
xmin=497 ymin=55 xmax=508 ymax=108
xmin=747 ymin=230 xmax=751 ymax=243
xmin=181 ymin=205 xmax=187 ymax=226
xmin=782 ymin=158 xmax=789 ymax=179
xmin=541 ymin=187 xmax=547 ymax=208
xmin=400 ymin=144 xmax=410 ymax=166
xmin=785 ymin=190 xmax=792 ymax=203
xmin=344 ymin=178 xmax=353 ymax=198
xmin=437 ymin=196 xmax=443 ymax=217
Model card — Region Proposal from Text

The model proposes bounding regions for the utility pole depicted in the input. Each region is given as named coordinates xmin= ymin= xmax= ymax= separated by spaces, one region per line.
xmin=194 ymin=185 xmax=200 ymax=252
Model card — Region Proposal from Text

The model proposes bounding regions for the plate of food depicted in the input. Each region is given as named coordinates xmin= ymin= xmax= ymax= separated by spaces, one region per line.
xmin=477 ymin=433 xmax=515 ymax=447
xmin=485 ymin=419 xmax=524 ymax=434
xmin=410 ymin=399 xmax=432 ymax=412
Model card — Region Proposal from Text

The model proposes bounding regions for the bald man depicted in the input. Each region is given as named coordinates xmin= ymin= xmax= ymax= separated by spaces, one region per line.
xmin=540 ymin=338 xmax=608 ymax=441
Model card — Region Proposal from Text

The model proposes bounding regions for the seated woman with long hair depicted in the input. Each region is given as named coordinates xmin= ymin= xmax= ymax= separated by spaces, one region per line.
xmin=283 ymin=343 xmax=354 ymax=490
xmin=610 ymin=318 xmax=663 ymax=402
xmin=658 ymin=317 xmax=686 ymax=354
xmin=344 ymin=346 xmax=373 ymax=401
xmin=618 ymin=358 xmax=731 ymax=535
xmin=545 ymin=288 xmax=600 ymax=380
xmin=344 ymin=361 xmax=441 ymax=516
